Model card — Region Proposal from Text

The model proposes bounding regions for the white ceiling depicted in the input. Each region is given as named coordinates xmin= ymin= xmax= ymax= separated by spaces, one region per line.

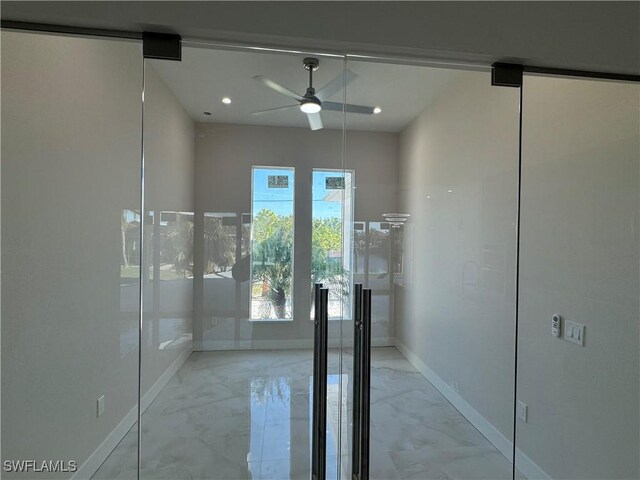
xmin=150 ymin=46 xmax=464 ymax=133
xmin=5 ymin=2 xmax=639 ymax=75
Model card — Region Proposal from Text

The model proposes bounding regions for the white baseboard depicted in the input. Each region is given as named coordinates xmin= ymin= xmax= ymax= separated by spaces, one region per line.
xmin=194 ymin=339 xmax=312 ymax=351
xmin=194 ymin=337 xmax=394 ymax=352
xmin=139 ymin=348 xmax=192 ymax=413
xmin=515 ymin=449 xmax=550 ymax=480
xmin=72 ymin=348 xmax=192 ymax=480
xmin=371 ymin=337 xmax=394 ymax=347
xmin=394 ymin=338 xmax=550 ymax=480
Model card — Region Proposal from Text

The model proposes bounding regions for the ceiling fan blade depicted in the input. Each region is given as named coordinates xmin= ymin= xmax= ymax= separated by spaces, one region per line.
xmin=251 ymin=105 xmax=299 ymax=115
xmin=322 ymin=101 xmax=376 ymax=115
xmin=307 ymin=112 xmax=323 ymax=131
xmin=253 ymin=75 xmax=302 ymax=100
xmin=315 ymin=69 xmax=358 ymax=102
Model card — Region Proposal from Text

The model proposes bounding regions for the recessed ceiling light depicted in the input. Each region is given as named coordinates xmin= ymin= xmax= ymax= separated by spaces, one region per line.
xmin=426 ymin=195 xmax=431 ymax=199
xmin=447 ymin=189 xmax=453 ymax=193
xmin=203 ymin=111 xmax=212 ymax=116
xmin=373 ymin=106 xmax=382 ymax=114
xmin=222 ymin=97 xmax=232 ymax=105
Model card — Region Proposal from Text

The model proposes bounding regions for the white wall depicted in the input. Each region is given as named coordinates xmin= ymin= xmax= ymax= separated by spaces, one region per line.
xmin=516 ymin=75 xmax=639 ymax=479
xmin=1 ymin=31 xmax=142 ymax=478
xmin=192 ymin=123 xmax=398 ymax=350
xmin=397 ymin=68 xmax=640 ymax=480
xmin=397 ymin=70 xmax=520 ymax=448
xmin=1 ymin=32 xmax=195 ymax=479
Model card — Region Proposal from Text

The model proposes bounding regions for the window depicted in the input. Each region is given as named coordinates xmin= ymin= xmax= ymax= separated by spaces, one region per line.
xmin=311 ymin=169 xmax=354 ymax=320
xmin=250 ymin=167 xmax=295 ymax=320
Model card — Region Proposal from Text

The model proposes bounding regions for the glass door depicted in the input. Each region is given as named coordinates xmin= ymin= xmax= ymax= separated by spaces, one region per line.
xmin=515 ymin=74 xmax=640 ymax=479
xmin=342 ymin=58 xmax=521 ymax=479
xmin=2 ymin=29 xmax=144 ymax=479
xmin=125 ymin=43 xmax=347 ymax=479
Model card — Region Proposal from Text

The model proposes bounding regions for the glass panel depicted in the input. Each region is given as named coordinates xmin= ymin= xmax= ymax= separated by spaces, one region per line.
xmin=1 ymin=31 xmax=143 ymax=479
xmin=251 ymin=166 xmax=295 ymax=320
xmin=201 ymin=212 xmax=250 ymax=334
xmin=366 ymin=222 xmax=390 ymax=275
xmin=137 ymin=44 xmax=346 ymax=479
xmin=515 ymin=75 xmax=640 ymax=479
xmin=343 ymin=58 xmax=520 ymax=479
xmin=312 ymin=169 xmax=354 ymax=320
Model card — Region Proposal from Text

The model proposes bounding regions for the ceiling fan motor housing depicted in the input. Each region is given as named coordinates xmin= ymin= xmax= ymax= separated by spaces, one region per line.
xmin=303 ymin=57 xmax=320 ymax=71
xmin=302 ymin=90 xmax=321 ymax=107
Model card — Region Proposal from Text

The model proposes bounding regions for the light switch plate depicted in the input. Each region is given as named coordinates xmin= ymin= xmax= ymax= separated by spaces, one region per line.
xmin=564 ymin=320 xmax=585 ymax=346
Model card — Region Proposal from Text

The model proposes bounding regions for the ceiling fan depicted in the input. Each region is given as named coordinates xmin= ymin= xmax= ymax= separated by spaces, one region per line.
xmin=252 ymin=57 xmax=378 ymax=131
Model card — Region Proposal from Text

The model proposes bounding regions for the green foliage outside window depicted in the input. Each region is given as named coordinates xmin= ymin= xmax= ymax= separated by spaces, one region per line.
xmin=251 ymin=209 xmax=349 ymax=318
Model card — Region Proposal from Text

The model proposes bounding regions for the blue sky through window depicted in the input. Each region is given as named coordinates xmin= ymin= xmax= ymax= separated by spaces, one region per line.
xmin=312 ymin=170 xmax=345 ymax=219
xmin=252 ymin=167 xmax=295 ymax=217
xmin=252 ymin=168 xmax=347 ymax=219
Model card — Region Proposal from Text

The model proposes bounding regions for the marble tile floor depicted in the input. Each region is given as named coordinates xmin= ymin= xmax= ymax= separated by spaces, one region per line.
xmin=93 ymin=347 xmax=514 ymax=480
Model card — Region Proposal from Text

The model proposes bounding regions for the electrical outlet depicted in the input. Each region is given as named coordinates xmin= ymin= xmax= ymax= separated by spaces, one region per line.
xmin=517 ymin=400 xmax=528 ymax=422
xmin=97 ymin=395 xmax=105 ymax=418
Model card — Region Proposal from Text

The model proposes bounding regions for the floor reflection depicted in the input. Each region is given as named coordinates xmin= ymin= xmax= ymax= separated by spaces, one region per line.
xmin=94 ymin=348 xmax=511 ymax=480
xmin=249 ymin=376 xmax=291 ymax=477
